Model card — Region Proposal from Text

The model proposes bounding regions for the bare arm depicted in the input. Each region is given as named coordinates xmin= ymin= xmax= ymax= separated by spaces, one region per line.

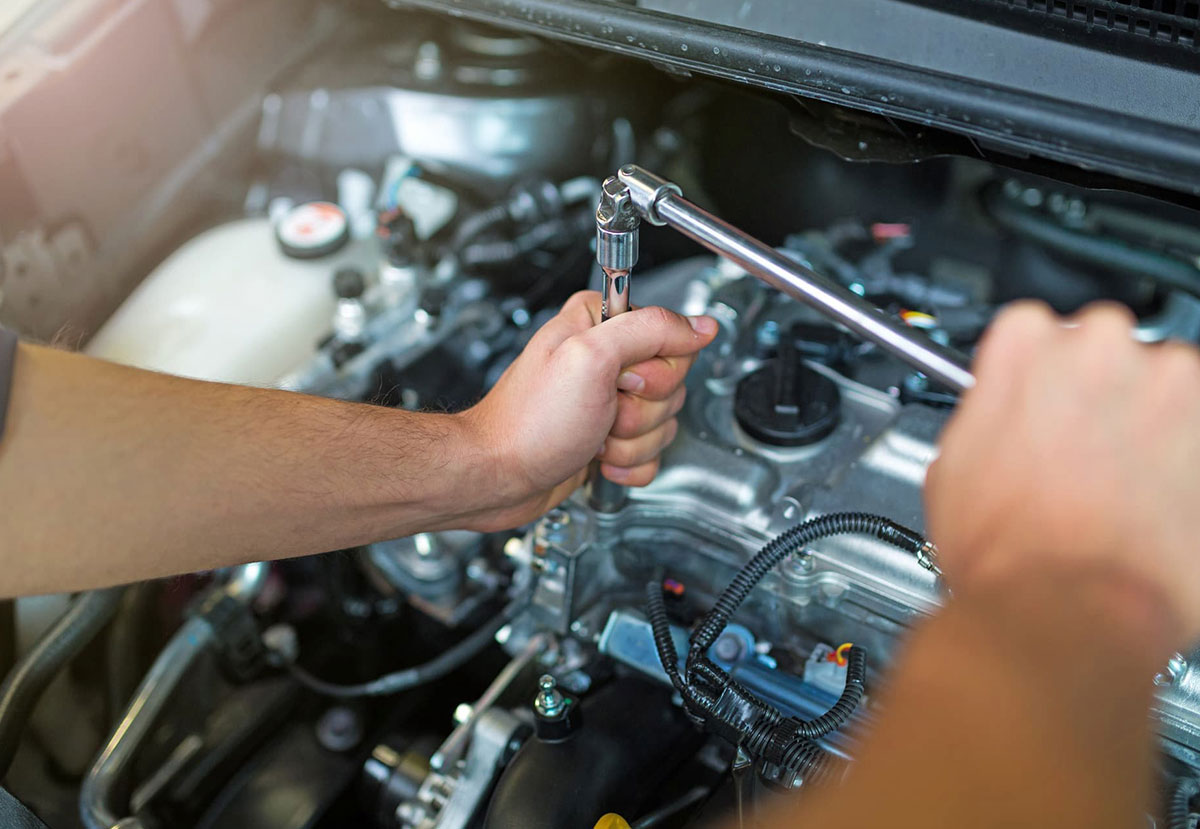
xmin=0 ymin=292 xmax=716 ymax=596
xmin=779 ymin=566 xmax=1175 ymax=829
xmin=762 ymin=301 xmax=1200 ymax=828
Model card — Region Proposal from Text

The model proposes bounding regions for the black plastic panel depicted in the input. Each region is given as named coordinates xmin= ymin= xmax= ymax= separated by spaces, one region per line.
xmin=388 ymin=0 xmax=1200 ymax=199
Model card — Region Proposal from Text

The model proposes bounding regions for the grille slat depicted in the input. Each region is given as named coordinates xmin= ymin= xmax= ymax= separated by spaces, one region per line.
xmin=924 ymin=0 xmax=1199 ymax=51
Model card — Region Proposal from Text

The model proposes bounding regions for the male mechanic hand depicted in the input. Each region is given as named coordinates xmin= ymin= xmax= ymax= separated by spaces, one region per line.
xmin=782 ymin=300 xmax=1200 ymax=829
xmin=463 ymin=291 xmax=717 ymax=530
xmin=927 ymin=299 xmax=1200 ymax=641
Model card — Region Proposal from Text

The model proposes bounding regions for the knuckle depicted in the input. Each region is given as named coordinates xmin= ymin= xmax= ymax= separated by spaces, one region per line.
xmin=558 ymin=334 xmax=601 ymax=368
xmin=976 ymin=301 xmax=1057 ymax=370
xmin=1076 ymin=302 xmax=1136 ymax=344
xmin=604 ymin=439 xmax=634 ymax=466
xmin=1077 ymin=300 xmax=1136 ymax=328
xmin=668 ymin=386 xmax=688 ymax=416
xmin=639 ymin=305 xmax=677 ymax=330
xmin=994 ymin=300 xmax=1058 ymax=337
xmin=626 ymin=460 xmax=660 ymax=488
xmin=611 ymin=401 xmax=642 ymax=438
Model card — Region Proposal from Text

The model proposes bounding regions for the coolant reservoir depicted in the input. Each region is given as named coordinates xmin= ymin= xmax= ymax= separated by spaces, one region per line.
xmin=87 ymin=214 xmax=372 ymax=385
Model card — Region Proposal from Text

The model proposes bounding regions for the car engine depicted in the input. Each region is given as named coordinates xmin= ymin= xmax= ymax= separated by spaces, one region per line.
xmin=5 ymin=1 xmax=1200 ymax=827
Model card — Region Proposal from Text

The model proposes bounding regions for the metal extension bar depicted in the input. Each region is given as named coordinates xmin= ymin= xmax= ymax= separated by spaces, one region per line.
xmin=604 ymin=165 xmax=977 ymax=393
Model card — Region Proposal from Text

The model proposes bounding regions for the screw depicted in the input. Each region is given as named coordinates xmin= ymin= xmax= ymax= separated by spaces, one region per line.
xmin=534 ymin=674 xmax=566 ymax=718
xmin=713 ymin=632 xmax=745 ymax=663
xmin=315 ymin=706 xmax=363 ymax=753
xmin=755 ymin=319 xmax=780 ymax=351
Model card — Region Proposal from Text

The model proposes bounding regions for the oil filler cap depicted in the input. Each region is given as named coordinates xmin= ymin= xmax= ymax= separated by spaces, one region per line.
xmin=735 ymin=325 xmax=841 ymax=446
xmin=276 ymin=201 xmax=350 ymax=260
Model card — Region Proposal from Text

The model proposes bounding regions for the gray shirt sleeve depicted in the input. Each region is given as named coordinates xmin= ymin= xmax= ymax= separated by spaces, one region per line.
xmin=0 ymin=326 xmax=17 ymax=444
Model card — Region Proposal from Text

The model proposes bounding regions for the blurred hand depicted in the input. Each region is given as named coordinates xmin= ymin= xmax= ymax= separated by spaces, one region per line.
xmin=459 ymin=290 xmax=717 ymax=531
xmin=927 ymin=300 xmax=1200 ymax=641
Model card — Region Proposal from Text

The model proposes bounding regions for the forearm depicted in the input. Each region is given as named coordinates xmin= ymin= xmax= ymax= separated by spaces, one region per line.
xmin=0 ymin=344 xmax=499 ymax=595
xmin=768 ymin=562 xmax=1178 ymax=828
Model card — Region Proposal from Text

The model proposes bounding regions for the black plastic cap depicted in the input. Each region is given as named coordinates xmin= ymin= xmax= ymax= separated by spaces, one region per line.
xmin=333 ymin=267 xmax=366 ymax=300
xmin=734 ymin=360 xmax=841 ymax=447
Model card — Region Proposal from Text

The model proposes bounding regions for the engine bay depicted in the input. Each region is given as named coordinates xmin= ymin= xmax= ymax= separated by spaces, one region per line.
xmin=6 ymin=2 xmax=1200 ymax=827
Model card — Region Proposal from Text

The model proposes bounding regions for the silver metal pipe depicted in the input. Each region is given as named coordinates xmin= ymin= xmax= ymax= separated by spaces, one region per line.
xmin=222 ymin=561 xmax=269 ymax=603
xmin=80 ymin=616 xmax=216 ymax=829
xmin=81 ymin=568 xmax=269 ymax=829
xmin=430 ymin=633 xmax=550 ymax=771
xmin=616 ymin=166 xmax=976 ymax=393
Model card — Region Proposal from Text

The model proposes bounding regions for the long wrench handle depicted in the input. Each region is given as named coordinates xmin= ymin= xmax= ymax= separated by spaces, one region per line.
xmin=618 ymin=166 xmax=976 ymax=393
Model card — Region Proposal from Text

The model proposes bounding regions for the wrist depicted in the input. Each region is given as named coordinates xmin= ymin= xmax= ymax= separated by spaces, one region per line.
xmin=437 ymin=406 xmax=524 ymax=527
xmin=955 ymin=554 xmax=1183 ymax=665
xmin=365 ymin=406 xmax=505 ymax=532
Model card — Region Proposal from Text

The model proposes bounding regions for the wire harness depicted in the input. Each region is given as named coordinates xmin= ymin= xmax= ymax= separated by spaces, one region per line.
xmin=647 ymin=511 xmax=932 ymax=786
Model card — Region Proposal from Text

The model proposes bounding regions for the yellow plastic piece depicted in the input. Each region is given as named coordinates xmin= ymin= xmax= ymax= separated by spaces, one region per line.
xmin=593 ymin=815 xmax=632 ymax=829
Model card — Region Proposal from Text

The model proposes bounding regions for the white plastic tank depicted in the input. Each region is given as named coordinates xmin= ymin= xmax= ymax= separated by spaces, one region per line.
xmin=87 ymin=212 xmax=372 ymax=386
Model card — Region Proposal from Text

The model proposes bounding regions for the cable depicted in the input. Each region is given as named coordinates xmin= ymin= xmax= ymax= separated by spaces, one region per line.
xmin=984 ymin=185 xmax=1200 ymax=299
xmin=646 ymin=512 xmax=927 ymax=782
xmin=285 ymin=596 xmax=527 ymax=698
xmin=690 ymin=512 xmax=926 ymax=661
xmin=0 ymin=587 xmax=125 ymax=779
xmin=1169 ymin=776 xmax=1199 ymax=829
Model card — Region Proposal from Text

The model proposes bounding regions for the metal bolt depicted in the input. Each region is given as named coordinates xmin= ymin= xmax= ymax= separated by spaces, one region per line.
xmin=1156 ymin=653 xmax=1189 ymax=687
xmin=534 ymin=674 xmax=566 ymax=719
xmin=315 ymin=706 xmax=363 ymax=753
xmin=755 ymin=319 xmax=781 ymax=351
xmin=713 ymin=632 xmax=745 ymax=663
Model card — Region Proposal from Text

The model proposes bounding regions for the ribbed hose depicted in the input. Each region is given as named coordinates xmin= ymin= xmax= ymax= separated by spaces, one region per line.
xmin=0 ymin=587 xmax=125 ymax=779
xmin=791 ymin=646 xmax=866 ymax=739
xmin=776 ymin=738 xmax=844 ymax=786
xmin=1169 ymin=776 xmax=1199 ymax=829
xmin=691 ymin=513 xmax=925 ymax=660
xmin=644 ymin=580 xmax=687 ymax=694
xmin=645 ymin=580 xmax=716 ymax=724
xmin=286 ymin=596 xmax=527 ymax=698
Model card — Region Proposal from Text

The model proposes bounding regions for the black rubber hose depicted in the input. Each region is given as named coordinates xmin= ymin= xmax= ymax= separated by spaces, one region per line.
xmin=631 ymin=785 xmax=710 ymax=828
xmin=1169 ymin=776 xmax=1199 ymax=829
xmin=690 ymin=513 xmax=925 ymax=660
xmin=0 ymin=587 xmax=125 ymax=779
xmin=459 ymin=211 xmax=592 ymax=268
xmin=286 ymin=596 xmax=527 ymax=698
xmin=984 ymin=185 xmax=1200 ymax=299
xmin=451 ymin=203 xmax=510 ymax=250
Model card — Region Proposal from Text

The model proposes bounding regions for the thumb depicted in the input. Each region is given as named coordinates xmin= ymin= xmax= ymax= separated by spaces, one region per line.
xmin=572 ymin=306 xmax=718 ymax=374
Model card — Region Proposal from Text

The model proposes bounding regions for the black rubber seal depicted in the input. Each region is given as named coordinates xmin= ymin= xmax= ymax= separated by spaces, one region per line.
xmin=0 ymin=328 xmax=17 ymax=445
